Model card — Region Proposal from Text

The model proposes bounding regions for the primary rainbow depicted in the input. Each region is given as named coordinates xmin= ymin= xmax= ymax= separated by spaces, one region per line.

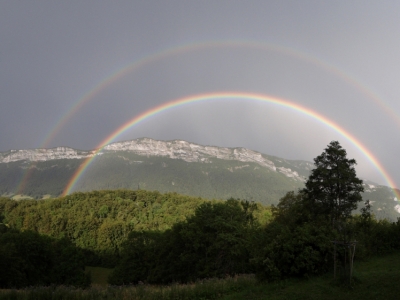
xmin=62 ymin=91 xmax=400 ymax=200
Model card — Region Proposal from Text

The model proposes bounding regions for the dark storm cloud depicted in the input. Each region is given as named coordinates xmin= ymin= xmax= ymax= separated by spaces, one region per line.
xmin=1 ymin=1 xmax=399 ymax=187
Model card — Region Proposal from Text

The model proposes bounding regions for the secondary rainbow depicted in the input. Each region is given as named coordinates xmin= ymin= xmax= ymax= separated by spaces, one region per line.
xmin=41 ymin=40 xmax=400 ymax=150
xmin=62 ymin=92 xmax=400 ymax=200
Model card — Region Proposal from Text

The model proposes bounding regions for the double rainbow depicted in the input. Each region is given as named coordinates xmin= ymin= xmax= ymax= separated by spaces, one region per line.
xmin=16 ymin=40 xmax=400 ymax=196
xmin=62 ymin=92 xmax=400 ymax=200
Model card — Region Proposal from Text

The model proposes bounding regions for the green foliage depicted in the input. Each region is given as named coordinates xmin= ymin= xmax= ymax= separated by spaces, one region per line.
xmin=108 ymin=230 xmax=163 ymax=285
xmin=251 ymin=191 xmax=335 ymax=281
xmin=109 ymin=199 xmax=259 ymax=284
xmin=0 ymin=227 xmax=90 ymax=288
xmin=1 ymin=190 xmax=208 ymax=265
xmin=0 ymin=190 xmax=271 ymax=269
xmin=349 ymin=212 xmax=400 ymax=259
xmin=174 ymin=199 xmax=257 ymax=280
xmin=252 ymin=142 xmax=365 ymax=281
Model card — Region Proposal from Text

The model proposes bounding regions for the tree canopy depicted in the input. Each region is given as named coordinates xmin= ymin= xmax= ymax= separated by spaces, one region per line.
xmin=109 ymin=199 xmax=259 ymax=284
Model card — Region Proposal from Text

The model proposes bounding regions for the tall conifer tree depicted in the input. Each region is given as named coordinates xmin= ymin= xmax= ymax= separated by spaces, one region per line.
xmin=303 ymin=141 xmax=364 ymax=225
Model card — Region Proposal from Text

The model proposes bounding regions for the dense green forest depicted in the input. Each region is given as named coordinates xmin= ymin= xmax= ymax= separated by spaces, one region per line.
xmin=1 ymin=141 xmax=400 ymax=293
xmin=0 ymin=189 xmax=271 ymax=267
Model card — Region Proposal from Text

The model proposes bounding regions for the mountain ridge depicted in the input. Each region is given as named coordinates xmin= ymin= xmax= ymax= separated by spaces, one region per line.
xmin=0 ymin=138 xmax=398 ymax=220
xmin=0 ymin=138 xmax=310 ymax=182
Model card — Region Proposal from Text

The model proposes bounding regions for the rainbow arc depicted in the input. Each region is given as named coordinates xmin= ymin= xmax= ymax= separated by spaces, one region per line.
xmin=62 ymin=92 xmax=400 ymax=200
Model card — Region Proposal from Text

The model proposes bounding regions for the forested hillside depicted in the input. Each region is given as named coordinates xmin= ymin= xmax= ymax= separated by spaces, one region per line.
xmin=0 ymin=189 xmax=272 ymax=267
xmin=75 ymin=153 xmax=304 ymax=204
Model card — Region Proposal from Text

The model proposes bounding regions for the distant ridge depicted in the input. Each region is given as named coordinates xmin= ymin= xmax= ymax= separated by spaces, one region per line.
xmin=0 ymin=138 xmax=398 ymax=220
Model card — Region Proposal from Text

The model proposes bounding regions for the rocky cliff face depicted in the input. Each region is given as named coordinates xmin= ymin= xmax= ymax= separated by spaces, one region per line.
xmin=104 ymin=138 xmax=277 ymax=168
xmin=0 ymin=147 xmax=95 ymax=163
xmin=104 ymin=138 xmax=305 ymax=181
xmin=0 ymin=138 xmax=306 ymax=181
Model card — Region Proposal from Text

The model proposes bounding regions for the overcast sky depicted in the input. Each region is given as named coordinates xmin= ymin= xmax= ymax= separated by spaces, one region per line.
xmin=1 ymin=1 xmax=400 ymax=188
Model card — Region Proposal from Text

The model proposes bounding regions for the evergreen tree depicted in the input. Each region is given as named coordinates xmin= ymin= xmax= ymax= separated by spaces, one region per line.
xmin=302 ymin=141 xmax=364 ymax=226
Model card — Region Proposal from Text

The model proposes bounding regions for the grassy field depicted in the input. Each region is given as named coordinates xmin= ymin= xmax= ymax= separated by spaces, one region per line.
xmin=1 ymin=252 xmax=400 ymax=300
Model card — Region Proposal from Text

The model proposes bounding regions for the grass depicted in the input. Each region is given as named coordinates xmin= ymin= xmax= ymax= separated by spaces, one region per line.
xmin=0 ymin=276 xmax=257 ymax=300
xmin=221 ymin=252 xmax=400 ymax=300
xmin=1 ymin=253 xmax=400 ymax=300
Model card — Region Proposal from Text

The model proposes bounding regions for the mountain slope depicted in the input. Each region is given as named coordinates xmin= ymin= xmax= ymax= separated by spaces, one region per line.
xmin=0 ymin=138 xmax=398 ymax=219
xmin=74 ymin=152 xmax=305 ymax=204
